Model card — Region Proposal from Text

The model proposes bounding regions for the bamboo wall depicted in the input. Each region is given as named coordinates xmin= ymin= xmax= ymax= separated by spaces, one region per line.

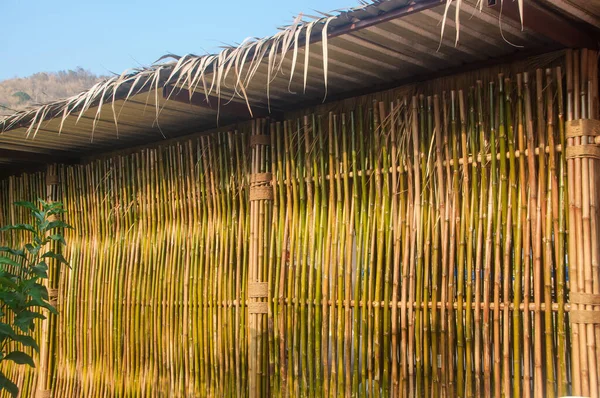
xmin=0 ymin=50 xmax=599 ymax=397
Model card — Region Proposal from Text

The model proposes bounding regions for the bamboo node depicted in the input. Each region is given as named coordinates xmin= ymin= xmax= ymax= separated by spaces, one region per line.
xmin=36 ymin=390 xmax=51 ymax=398
xmin=566 ymin=119 xmax=600 ymax=138
xmin=565 ymin=144 xmax=600 ymax=160
xmin=570 ymin=292 xmax=600 ymax=305
xmin=249 ymin=134 xmax=271 ymax=147
xmin=569 ymin=310 xmax=600 ymax=324
xmin=249 ymin=186 xmax=273 ymax=201
xmin=248 ymin=301 xmax=268 ymax=314
xmin=248 ymin=282 xmax=268 ymax=298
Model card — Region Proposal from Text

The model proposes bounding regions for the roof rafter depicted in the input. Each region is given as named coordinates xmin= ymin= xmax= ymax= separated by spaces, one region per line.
xmin=488 ymin=0 xmax=596 ymax=49
xmin=162 ymin=85 xmax=283 ymax=120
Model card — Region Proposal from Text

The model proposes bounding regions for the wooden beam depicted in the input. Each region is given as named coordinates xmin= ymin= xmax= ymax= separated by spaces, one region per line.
xmin=281 ymin=45 xmax=561 ymax=113
xmin=322 ymin=0 xmax=444 ymax=41
xmin=0 ymin=164 xmax=45 ymax=179
xmin=539 ymin=0 xmax=600 ymax=31
xmin=162 ymin=85 xmax=282 ymax=119
xmin=489 ymin=0 xmax=597 ymax=49
xmin=0 ymin=148 xmax=79 ymax=164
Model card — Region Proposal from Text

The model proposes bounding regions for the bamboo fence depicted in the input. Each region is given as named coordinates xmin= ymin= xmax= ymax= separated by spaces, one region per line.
xmin=0 ymin=49 xmax=599 ymax=397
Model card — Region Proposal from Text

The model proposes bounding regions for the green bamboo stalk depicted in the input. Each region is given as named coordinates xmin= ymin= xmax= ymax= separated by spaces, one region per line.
xmin=432 ymin=94 xmax=446 ymax=398
xmin=535 ymin=68 xmax=552 ymax=396
xmin=341 ymin=113 xmax=354 ymax=398
xmin=423 ymin=96 xmax=434 ymax=398
xmin=379 ymin=102 xmax=393 ymax=398
xmin=543 ymin=69 xmax=557 ymax=398
xmin=444 ymin=90 xmax=458 ymax=397
xmin=360 ymin=106 xmax=374 ymax=398
xmin=483 ymin=82 xmax=497 ymax=396
xmin=268 ymin=124 xmax=281 ymax=397
xmin=365 ymin=106 xmax=377 ymax=397
xmin=351 ymin=109 xmax=365 ymax=398
xmin=407 ymin=96 xmax=420 ymax=397
xmin=334 ymin=113 xmax=348 ymax=397
xmin=321 ymin=114 xmax=335 ymax=398
xmin=328 ymin=113 xmax=344 ymax=398
xmin=305 ymin=115 xmax=317 ymax=398
xmin=555 ymin=66 xmax=568 ymax=397
xmin=473 ymin=81 xmax=487 ymax=398
xmin=465 ymin=88 xmax=478 ymax=398
xmin=314 ymin=115 xmax=326 ymax=398
xmin=298 ymin=116 xmax=310 ymax=397
xmin=413 ymin=96 xmax=423 ymax=397
xmin=284 ymin=120 xmax=298 ymax=397
xmin=503 ymin=76 xmax=518 ymax=398
xmin=522 ymin=72 xmax=536 ymax=398
xmin=389 ymin=100 xmax=402 ymax=398
xmin=372 ymin=102 xmax=385 ymax=398
xmin=512 ymin=75 xmax=525 ymax=398
xmin=448 ymin=90 xmax=461 ymax=398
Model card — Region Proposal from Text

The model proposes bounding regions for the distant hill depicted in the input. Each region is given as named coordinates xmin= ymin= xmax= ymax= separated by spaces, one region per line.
xmin=0 ymin=68 xmax=107 ymax=116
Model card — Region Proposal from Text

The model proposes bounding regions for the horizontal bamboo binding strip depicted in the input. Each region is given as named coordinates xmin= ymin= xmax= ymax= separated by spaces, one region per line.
xmin=248 ymin=302 xmax=268 ymax=314
xmin=565 ymin=144 xmax=600 ymax=160
xmin=570 ymin=310 xmax=600 ymax=324
xmin=249 ymin=134 xmax=271 ymax=147
xmin=45 ymin=173 xmax=59 ymax=185
xmin=248 ymin=282 xmax=268 ymax=298
xmin=250 ymin=172 xmax=272 ymax=184
xmin=566 ymin=119 xmax=600 ymax=137
xmin=249 ymin=186 xmax=273 ymax=201
xmin=570 ymin=292 xmax=600 ymax=305
xmin=35 ymin=390 xmax=51 ymax=398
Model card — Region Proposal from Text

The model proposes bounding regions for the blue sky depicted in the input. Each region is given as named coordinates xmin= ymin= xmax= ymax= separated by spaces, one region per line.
xmin=0 ymin=0 xmax=357 ymax=81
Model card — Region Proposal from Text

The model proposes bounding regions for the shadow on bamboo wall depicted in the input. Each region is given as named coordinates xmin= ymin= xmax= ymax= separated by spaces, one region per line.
xmin=0 ymin=49 xmax=599 ymax=397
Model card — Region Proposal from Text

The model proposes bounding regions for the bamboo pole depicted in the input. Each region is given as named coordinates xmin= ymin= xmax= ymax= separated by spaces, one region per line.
xmin=0 ymin=50 xmax=594 ymax=398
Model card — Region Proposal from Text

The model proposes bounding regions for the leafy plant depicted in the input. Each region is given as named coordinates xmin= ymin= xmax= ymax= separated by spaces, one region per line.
xmin=0 ymin=200 xmax=70 ymax=397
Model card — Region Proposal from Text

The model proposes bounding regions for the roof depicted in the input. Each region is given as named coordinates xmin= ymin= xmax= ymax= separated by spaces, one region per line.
xmin=0 ymin=0 xmax=597 ymax=174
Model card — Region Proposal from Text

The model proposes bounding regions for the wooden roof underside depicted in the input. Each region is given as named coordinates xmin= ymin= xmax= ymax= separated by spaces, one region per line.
xmin=0 ymin=0 xmax=597 ymax=176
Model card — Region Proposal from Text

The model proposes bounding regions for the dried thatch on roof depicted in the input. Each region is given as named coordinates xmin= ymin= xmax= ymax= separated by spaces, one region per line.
xmin=0 ymin=0 xmax=525 ymax=139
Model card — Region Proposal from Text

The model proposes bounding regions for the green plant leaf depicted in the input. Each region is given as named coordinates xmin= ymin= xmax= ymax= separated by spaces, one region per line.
xmin=0 ymin=247 xmax=25 ymax=258
xmin=13 ymin=201 xmax=38 ymax=212
xmin=0 ymin=277 xmax=18 ymax=290
xmin=0 ymin=198 xmax=69 ymax=383
xmin=41 ymin=252 xmax=68 ymax=265
xmin=15 ymin=310 xmax=45 ymax=333
xmin=0 ymin=224 xmax=36 ymax=234
xmin=0 ymin=371 xmax=19 ymax=397
xmin=0 ymin=257 xmax=20 ymax=268
xmin=24 ymin=243 xmax=40 ymax=257
xmin=25 ymin=298 xmax=57 ymax=315
xmin=25 ymin=282 xmax=49 ymax=300
xmin=14 ymin=334 xmax=39 ymax=351
xmin=46 ymin=220 xmax=72 ymax=231
xmin=0 ymin=322 xmax=16 ymax=339
xmin=30 ymin=263 xmax=48 ymax=278
xmin=47 ymin=234 xmax=67 ymax=245
xmin=4 ymin=351 xmax=35 ymax=367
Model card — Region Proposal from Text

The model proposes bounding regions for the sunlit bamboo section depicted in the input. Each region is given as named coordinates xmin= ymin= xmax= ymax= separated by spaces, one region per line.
xmin=263 ymin=50 xmax=599 ymax=398
xmin=0 ymin=50 xmax=599 ymax=397
xmin=53 ymin=135 xmax=251 ymax=396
